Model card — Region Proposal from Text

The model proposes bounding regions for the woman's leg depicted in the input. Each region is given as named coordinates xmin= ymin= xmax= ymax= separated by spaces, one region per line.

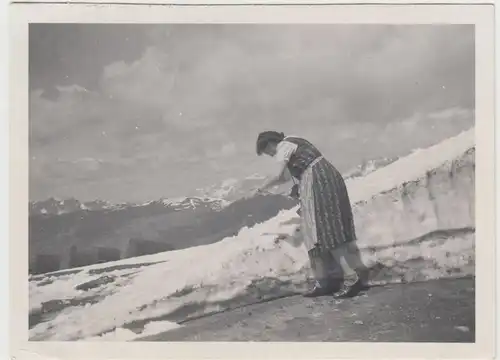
xmin=304 ymin=246 xmax=343 ymax=297
xmin=299 ymin=167 xmax=342 ymax=297
xmin=329 ymin=242 xmax=365 ymax=298
xmin=330 ymin=246 xmax=357 ymax=277
xmin=322 ymin=162 xmax=366 ymax=297
xmin=344 ymin=241 xmax=370 ymax=285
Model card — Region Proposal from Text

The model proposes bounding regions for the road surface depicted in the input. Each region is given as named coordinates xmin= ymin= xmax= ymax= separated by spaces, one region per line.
xmin=138 ymin=277 xmax=475 ymax=342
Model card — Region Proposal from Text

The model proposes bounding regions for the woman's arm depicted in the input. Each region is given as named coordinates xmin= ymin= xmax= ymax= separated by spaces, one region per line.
xmin=256 ymin=140 xmax=297 ymax=194
xmin=258 ymin=160 xmax=289 ymax=192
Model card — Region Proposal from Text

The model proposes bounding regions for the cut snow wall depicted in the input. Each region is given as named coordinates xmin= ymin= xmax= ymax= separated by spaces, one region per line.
xmin=352 ymin=147 xmax=475 ymax=250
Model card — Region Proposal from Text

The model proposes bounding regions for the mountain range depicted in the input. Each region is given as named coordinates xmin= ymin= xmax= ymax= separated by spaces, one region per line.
xmin=29 ymin=156 xmax=398 ymax=274
xmin=29 ymin=193 xmax=298 ymax=274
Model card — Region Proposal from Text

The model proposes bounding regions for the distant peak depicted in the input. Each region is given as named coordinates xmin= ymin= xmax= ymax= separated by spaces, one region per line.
xmin=30 ymin=195 xmax=228 ymax=216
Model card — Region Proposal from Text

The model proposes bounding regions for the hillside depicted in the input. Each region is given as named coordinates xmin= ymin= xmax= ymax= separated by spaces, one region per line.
xmin=29 ymin=194 xmax=297 ymax=273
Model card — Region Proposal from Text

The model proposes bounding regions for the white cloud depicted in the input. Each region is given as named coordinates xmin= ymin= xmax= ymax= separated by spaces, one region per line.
xmin=29 ymin=25 xmax=475 ymax=202
xmin=71 ymin=158 xmax=103 ymax=172
xmin=428 ymin=107 xmax=473 ymax=121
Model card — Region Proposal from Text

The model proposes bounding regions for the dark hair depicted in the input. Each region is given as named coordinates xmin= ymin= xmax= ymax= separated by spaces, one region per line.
xmin=256 ymin=131 xmax=285 ymax=155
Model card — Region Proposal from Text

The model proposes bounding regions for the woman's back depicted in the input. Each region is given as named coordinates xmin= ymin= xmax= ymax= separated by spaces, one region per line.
xmin=282 ymin=136 xmax=323 ymax=179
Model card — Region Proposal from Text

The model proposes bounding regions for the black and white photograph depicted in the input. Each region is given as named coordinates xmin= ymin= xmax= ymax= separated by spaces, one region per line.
xmin=11 ymin=2 xmax=495 ymax=354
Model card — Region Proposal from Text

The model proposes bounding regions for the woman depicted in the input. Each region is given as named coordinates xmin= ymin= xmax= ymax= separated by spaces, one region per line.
xmin=255 ymin=131 xmax=366 ymax=298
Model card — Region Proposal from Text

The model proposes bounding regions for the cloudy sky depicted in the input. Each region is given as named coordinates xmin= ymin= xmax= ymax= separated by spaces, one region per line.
xmin=29 ymin=24 xmax=474 ymax=203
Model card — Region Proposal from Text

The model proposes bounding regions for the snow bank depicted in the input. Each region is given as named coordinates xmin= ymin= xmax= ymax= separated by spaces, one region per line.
xmin=85 ymin=320 xmax=182 ymax=341
xmin=350 ymin=129 xmax=474 ymax=276
xmin=30 ymin=210 xmax=308 ymax=341
xmin=29 ymin=128 xmax=475 ymax=341
xmin=342 ymin=128 xmax=475 ymax=285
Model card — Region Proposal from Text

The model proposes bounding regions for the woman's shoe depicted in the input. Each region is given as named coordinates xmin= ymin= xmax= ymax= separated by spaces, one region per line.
xmin=303 ymin=285 xmax=332 ymax=298
xmin=332 ymin=275 xmax=362 ymax=299
xmin=303 ymin=280 xmax=340 ymax=298
xmin=357 ymin=268 xmax=370 ymax=290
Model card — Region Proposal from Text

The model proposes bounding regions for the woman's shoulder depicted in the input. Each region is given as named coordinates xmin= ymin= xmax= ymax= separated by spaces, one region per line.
xmin=277 ymin=139 xmax=298 ymax=151
xmin=283 ymin=136 xmax=310 ymax=145
xmin=282 ymin=135 xmax=301 ymax=142
xmin=284 ymin=136 xmax=321 ymax=153
xmin=278 ymin=137 xmax=297 ymax=148
xmin=275 ymin=140 xmax=298 ymax=162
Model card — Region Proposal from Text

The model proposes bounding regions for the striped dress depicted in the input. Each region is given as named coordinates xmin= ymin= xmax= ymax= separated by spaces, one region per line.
xmin=277 ymin=137 xmax=357 ymax=251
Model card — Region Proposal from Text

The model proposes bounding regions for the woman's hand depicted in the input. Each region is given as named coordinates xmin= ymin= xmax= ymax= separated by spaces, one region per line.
xmin=257 ymin=162 xmax=289 ymax=195
xmin=253 ymin=188 xmax=264 ymax=196
xmin=289 ymin=184 xmax=300 ymax=199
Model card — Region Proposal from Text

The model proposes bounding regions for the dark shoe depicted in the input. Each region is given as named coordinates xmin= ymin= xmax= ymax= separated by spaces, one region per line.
xmin=303 ymin=285 xmax=332 ymax=298
xmin=332 ymin=275 xmax=362 ymax=299
xmin=303 ymin=280 xmax=340 ymax=298
xmin=358 ymin=268 xmax=371 ymax=290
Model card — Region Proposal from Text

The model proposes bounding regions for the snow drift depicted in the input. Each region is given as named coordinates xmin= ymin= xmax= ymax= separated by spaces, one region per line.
xmin=29 ymin=128 xmax=475 ymax=341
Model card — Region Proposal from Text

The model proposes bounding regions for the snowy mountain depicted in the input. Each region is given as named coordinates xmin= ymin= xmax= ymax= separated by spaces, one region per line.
xmin=344 ymin=157 xmax=399 ymax=180
xmin=29 ymin=192 xmax=297 ymax=275
xmin=27 ymin=155 xmax=397 ymax=217
xmin=30 ymin=198 xmax=120 ymax=216
xmin=28 ymin=154 xmax=409 ymax=275
xmin=196 ymin=173 xmax=266 ymax=202
xmin=28 ymin=128 xmax=476 ymax=341
xmin=198 ymin=156 xmax=399 ymax=203
xmin=29 ymin=196 xmax=227 ymax=217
